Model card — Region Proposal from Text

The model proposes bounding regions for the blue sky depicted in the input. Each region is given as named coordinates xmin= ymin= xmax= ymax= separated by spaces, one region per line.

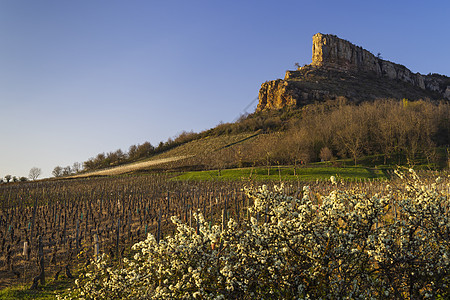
xmin=1 ymin=0 xmax=449 ymax=178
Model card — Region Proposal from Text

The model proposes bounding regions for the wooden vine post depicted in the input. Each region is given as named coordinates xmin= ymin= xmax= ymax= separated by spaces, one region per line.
xmin=156 ymin=208 xmax=161 ymax=244
xmin=116 ymin=219 xmax=120 ymax=259
xmin=30 ymin=197 xmax=38 ymax=245
xmin=38 ymin=235 xmax=45 ymax=285
xmin=94 ymin=233 xmax=99 ymax=261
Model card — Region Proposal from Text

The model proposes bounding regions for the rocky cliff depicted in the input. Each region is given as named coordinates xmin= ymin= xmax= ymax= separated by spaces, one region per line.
xmin=257 ymin=33 xmax=450 ymax=111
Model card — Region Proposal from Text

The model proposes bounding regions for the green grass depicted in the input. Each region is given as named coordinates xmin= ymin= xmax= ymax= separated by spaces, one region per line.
xmin=0 ymin=277 xmax=73 ymax=299
xmin=172 ymin=166 xmax=388 ymax=181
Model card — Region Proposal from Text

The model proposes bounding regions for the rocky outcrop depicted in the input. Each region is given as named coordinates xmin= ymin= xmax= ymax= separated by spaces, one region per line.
xmin=257 ymin=33 xmax=450 ymax=111
xmin=312 ymin=33 xmax=380 ymax=72
xmin=257 ymin=80 xmax=300 ymax=110
xmin=311 ymin=33 xmax=430 ymax=89
xmin=258 ymin=73 xmax=332 ymax=110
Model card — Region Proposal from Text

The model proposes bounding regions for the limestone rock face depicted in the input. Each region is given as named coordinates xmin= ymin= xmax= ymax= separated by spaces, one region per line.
xmin=311 ymin=33 xmax=433 ymax=89
xmin=312 ymin=33 xmax=380 ymax=74
xmin=257 ymin=80 xmax=297 ymax=111
xmin=257 ymin=33 xmax=450 ymax=111
xmin=257 ymin=78 xmax=329 ymax=111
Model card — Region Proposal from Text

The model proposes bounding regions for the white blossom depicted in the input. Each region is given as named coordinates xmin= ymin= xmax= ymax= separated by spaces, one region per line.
xmin=64 ymin=171 xmax=449 ymax=299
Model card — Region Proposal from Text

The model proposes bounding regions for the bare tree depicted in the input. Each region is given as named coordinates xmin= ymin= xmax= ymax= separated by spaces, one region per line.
xmin=62 ymin=166 xmax=72 ymax=176
xmin=319 ymin=147 xmax=333 ymax=162
xmin=52 ymin=166 xmax=63 ymax=177
xmin=128 ymin=144 xmax=138 ymax=160
xmin=373 ymin=100 xmax=401 ymax=164
xmin=29 ymin=167 xmax=42 ymax=180
xmin=331 ymin=105 xmax=368 ymax=166
xmin=4 ymin=175 xmax=12 ymax=183
xmin=72 ymin=162 xmax=82 ymax=173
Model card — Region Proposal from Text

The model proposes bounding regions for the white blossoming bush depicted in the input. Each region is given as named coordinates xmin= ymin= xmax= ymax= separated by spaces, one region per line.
xmin=64 ymin=170 xmax=449 ymax=299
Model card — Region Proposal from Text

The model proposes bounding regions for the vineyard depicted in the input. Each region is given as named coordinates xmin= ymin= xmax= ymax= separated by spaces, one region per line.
xmin=0 ymin=171 xmax=449 ymax=298
xmin=0 ymin=174 xmax=247 ymax=289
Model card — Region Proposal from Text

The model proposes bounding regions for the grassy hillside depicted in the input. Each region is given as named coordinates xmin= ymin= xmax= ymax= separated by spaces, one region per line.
xmin=72 ymin=98 xmax=448 ymax=178
xmin=74 ymin=132 xmax=261 ymax=177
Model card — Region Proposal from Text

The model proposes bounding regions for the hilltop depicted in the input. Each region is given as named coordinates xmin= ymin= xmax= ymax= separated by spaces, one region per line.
xmin=258 ymin=33 xmax=450 ymax=110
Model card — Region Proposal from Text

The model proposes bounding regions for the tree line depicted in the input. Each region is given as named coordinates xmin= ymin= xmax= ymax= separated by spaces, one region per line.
xmin=277 ymin=98 xmax=449 ymax=166
xmin=195 ymin=98 xmax=449 ymax=169
xmin=1 ymin=167 xmax=42 ymax=184
xmin=0 ymin=175 xmax=28 ymax=184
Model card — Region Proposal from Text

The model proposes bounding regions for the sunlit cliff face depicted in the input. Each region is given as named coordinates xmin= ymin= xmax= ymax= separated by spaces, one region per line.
xmin=257 ymin=33 xmax=450 ymax=111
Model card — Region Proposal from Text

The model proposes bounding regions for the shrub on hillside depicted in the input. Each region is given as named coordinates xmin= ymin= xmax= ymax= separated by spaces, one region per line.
xmin=63 ymin=170 xmax=449 ymax=299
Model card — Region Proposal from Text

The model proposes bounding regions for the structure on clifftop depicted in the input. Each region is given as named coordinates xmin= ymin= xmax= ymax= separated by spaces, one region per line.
xmin=257 ymin=33 xmax=450 ymax=111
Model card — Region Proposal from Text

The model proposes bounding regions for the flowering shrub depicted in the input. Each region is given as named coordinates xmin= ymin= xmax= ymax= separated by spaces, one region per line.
xmin=64 ymin=170 xmax=449 ymax=299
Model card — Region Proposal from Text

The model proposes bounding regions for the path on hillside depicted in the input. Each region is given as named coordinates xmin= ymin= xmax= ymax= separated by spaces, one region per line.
xmin=72 ymin=155 xmax=192 ymax=177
